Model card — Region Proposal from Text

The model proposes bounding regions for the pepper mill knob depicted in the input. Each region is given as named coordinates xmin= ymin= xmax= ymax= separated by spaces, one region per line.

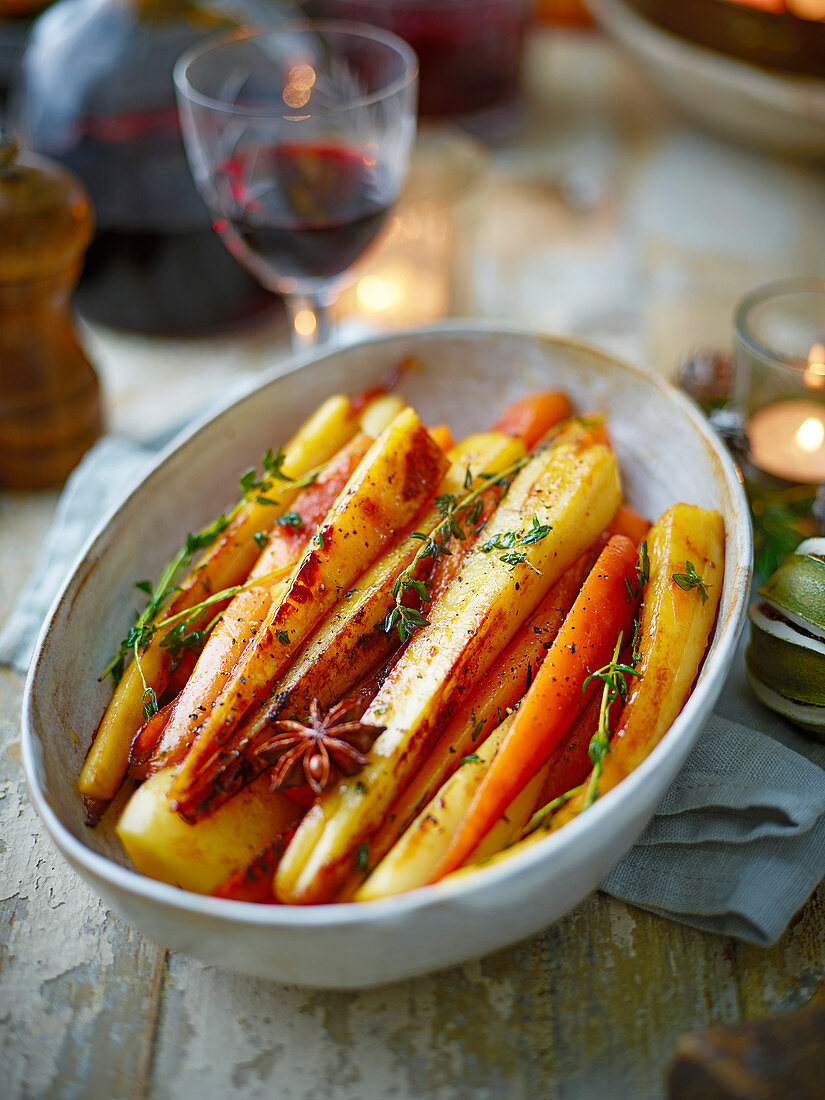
xmin=0 ymin=124 xmax=102 ymax=489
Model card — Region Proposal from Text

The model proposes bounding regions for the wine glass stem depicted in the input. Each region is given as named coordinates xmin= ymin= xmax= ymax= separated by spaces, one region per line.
xmin=284 ymin=290 xmax=336 ymax=351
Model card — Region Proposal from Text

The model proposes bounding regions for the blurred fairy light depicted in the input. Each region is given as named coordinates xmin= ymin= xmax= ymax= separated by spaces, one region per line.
xmin=357 ymin=274 xmax=402 ymax=312
xmin=796 ymin=416 xmax=825 ymax=453
xmin=283 ymin=64 xmax=317 ymax=109
xmin=293 ymin=309 xmax=317 ymax=337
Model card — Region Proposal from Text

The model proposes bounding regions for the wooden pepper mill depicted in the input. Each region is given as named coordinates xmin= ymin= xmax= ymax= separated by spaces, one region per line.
xmin=0 ymin=125 xmax=102 ymax=489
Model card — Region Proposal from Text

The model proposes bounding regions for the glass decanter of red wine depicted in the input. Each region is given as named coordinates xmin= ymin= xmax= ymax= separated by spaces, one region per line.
xmin=16 ymin=0 xmax=293 ymax=336
xmin=175 ymin=21 xmax=418 ymax=348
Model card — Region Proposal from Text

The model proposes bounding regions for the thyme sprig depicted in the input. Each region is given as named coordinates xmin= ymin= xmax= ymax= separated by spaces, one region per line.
xmin=102 ymin=562 xmax=292 ymax=718
xmin=103 ymin=509 xmax=239 ymax=683
xmin=580 ymin=633 xmax=639 ymax=809
xmin=381 ymin=455 xmax=533 ymax=643
xmin=672 ymin=561 xmax=710 ymax=604
xmin=103 ymin=447 xmax=325 ymax=684
xmin=238 ymin=447 xmax=319 ymax=504
xmin=626 ymin=540 xmax=649 ymax=602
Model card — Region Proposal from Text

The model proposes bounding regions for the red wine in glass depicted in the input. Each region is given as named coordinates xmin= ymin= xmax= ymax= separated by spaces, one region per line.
xmin=213 ymin=142 xmax=393 ymax=290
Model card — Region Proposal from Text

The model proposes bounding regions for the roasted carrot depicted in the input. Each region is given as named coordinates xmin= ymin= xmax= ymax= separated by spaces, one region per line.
xmin=492 ymin=391 xmax=573 ymax=450
xmin=427 ymin=424 xmax=454 ymax=452
xmin=129 ymin=697 xmax=177 ymax=779
xmin=607 ymin=504 xmax=650 ymax=547
xmin=431 ymin=534 xmax=641 ymax=880
xmin=532 ymin=642 xmax=633 ymax=813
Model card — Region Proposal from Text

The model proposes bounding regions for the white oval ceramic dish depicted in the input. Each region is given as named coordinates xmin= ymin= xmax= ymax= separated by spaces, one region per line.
xmin=22 ymin=325 xmax=752 ymax=988
xmin=589 ymin=0 xmax=825 ymax=157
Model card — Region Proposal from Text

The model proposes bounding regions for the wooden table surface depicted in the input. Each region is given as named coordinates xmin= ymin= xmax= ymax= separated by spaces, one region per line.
xmin=4 ymin=30 xmax=825 ymax=1100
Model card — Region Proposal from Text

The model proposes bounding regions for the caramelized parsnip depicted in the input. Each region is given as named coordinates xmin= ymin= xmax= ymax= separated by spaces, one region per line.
xmin=186 ymin=431 xmax=526 ymax=818
xmin=115 ymin=766 xmax=301 ymax=895
xmin=169 ymin=408 xmax=448 ymax=817
xmin=551 ymin=503 xmax=724 ymax=829
xmin=80 ymin=393 xmax=363 ymax=807
xmin=276 ymin=437 xmax=621 ymax=905
xmin=356 ymin=713 xmax=517 ymax=900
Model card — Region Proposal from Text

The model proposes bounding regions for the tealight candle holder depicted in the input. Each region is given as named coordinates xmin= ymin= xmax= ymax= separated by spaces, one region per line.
xmin=734 ymin=277 xmax=825 ymax=485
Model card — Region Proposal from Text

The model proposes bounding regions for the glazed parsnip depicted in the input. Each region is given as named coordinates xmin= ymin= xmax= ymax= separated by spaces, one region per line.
xmin=276 ymin=438 xmax=621 ymax=905
xmin=356 ymin=713 xmax=517 ymax=900
xmin=79 ymin=393 xmax=363 ymax=807
xmin=169 ymin=408 xmax=448 ymax=816
xmin=550 ymin=503 xmax=724 ymax=830
xmin=178 ymin=430 xmax=526 ymax=817
xmin=115 ymin=766 xmax=302 ymax=895
xmin=137 ymin=433 xmax=375 ymax=777
xmin=358 ymin=393 xmax=406 ymax=437
xmin=342 ymin=549 xmax=595 ymax=889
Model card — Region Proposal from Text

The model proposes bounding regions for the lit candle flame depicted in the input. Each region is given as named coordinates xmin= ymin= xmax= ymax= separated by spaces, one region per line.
xmin=796 ymin=416 xmax=825 ymax=453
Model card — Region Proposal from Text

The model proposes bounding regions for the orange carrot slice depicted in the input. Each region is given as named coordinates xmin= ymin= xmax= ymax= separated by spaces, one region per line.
xmin=492 ymin=391 xmax=573 ymax=450
xmin=432 ymin=534 xmax=641 ymax=880
xmin=427 ymin=424 xmax=454 ymax=452
xmin=607 ymin=504 xmax=650 ymax=547
xmin=533 ymin=643 xmax=633 ymax=814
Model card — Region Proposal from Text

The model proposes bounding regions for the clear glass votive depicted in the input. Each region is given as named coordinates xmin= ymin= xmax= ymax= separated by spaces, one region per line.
xmin=734 ymin=277 xmax=825 ymax=485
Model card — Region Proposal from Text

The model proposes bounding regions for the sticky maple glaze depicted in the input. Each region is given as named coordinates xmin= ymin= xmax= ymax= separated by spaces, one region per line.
xmin=132 ymin=435 xmax=374 ymax=778
xmin=168 ymin=415 xmax=449 ymax=820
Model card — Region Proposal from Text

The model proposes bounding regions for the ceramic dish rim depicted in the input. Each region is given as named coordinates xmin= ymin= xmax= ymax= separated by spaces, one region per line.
xmin=590 ymin=0 xmax=825 ymax=105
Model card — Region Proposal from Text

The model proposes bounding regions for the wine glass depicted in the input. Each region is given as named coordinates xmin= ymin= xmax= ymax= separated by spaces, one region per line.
xmin=175 ymin=21 xmax=418 ymax=350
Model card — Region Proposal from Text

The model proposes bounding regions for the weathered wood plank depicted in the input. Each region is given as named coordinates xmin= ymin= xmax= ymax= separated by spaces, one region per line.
xmin=0 ymin=487 xmax=167 ymax=1100
xmin=0 ymin=668 xmax=167 ymax=1100
xmin=144 ymin=890 xmax=744 ymax=1100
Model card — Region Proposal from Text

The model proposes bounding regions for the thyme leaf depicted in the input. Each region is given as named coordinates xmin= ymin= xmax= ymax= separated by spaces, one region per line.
xmin=380 ymin=454 xmax=533 ymax=644
xmin=580 ymin=633 xmax=640 ymax=808
xmin=672 ymin=561 xmax=710 ymax=603
xmin=354 ymin=842 xmax=370 ymax=874
xmin=277 ymin=511 xmax=304 ymax=530
xmin=625 ymin=540 xmax=649 ymax=602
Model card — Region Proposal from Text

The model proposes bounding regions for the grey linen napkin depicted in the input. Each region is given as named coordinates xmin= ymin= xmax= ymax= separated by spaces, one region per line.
xmin=3 ymin=437 xmax=825 ymax=947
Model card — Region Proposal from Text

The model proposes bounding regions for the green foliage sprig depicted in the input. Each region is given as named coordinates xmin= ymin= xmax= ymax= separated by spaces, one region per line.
xmin=381 ymin=456 xmax=537 ymax=643
xmin=672 ymin=561 xmax=710 ymax=604
xmin=521 ymin=632 xmax=640 ymax=834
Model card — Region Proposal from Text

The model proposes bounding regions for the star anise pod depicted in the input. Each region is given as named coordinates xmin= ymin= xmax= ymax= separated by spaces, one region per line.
xmin=255 ymin=698 xmax=385 ymax=795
